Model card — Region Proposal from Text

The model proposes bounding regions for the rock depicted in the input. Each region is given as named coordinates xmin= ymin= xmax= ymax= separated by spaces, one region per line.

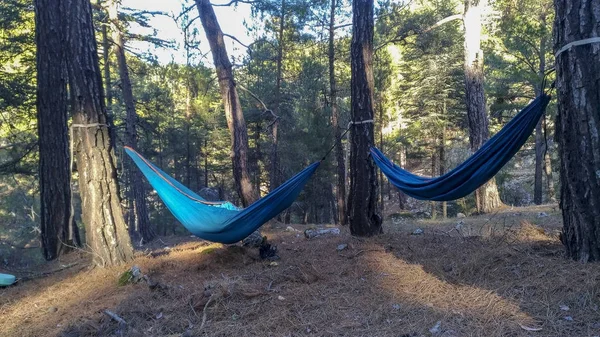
xmin=278 ymin=295 xmax=285 ymax=301
xmin=304 ymin=228 xmax=340 ymax=239
xmin=455 ymin=221 xmax=464 ymax=230
xmin=198 ymin=187 xmax=220 ymax=201
xmin=564 ymin=316 xmax=573 ymax=321
xmin=242 ymin=230 xmax=264 ymax=247
xmin=392 ymin=304 xmax=401 ymax=310
xmin=442 ymin=265 xmax=453 ymax=273
xmin=559 ymin=304 xmax=570 ymax=311
xmin=285 ymin=226 xmax=299 ymax=232
xmin=336 ymin=244 xmax=348 ymax=251
xmin=411 ymin=228 xmax=424 ymax=235
xmin=429 ymin=321 xmax=442 ymax=334
xmin=269 ymin=261 xmax=279 ymax=267
xmin=117 ymin=265 xmax=143 ymax=286
xmin=457 ymin=213 xmax=466 ymax=218
xmin=47 ymin=307 xmax=58 ymax=313
xmin=259 ymin=239 xmax=279 ymax=260
xmin=537 ymin=212 xmax=549 ymax=218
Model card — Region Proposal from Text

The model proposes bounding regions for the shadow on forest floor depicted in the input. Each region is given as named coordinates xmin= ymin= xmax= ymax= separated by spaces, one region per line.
xmin=1 ymin=204 xmax=600 ymax=337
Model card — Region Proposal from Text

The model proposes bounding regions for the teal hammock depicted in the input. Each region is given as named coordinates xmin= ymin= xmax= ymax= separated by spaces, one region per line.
xmin=125 ymin=147 xmax=319 ymax=244
xmin=371 ymin=94 xmax=551 ymax=201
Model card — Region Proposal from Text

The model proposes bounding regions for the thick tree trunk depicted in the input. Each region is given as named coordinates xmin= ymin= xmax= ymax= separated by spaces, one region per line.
xmin=35 ymin=0 xmax=77 ymax=260
xmin=107 ymin=0 xmax=153 ymax=244
xmin=554 ymin=0 xmax=600 ymax=262
xmin=196 ymin=0 xmax=257 ymax=206
xmin=463 ymin=0 xmax=502 ymax=213
xmin=348 ymin=0 xmax=382 ymax=236
xmin=66 ymin=0 xmax=133 ymax=266
xmin=329 ymin=0 xmax=346 ymax=226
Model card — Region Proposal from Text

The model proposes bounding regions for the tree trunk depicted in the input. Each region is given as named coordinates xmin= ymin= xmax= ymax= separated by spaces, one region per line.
xmin=378 ymin=102 xmax=385 ymax=214
xmin=534 ymin=14 xmax=548 ymax=205
xmin=534 ymin=119 xmax=544 ymax=204
xmin=397 ymin=146 xmax=408 ymax=209
xmin=348 ymin=0 xmax=382 ymax=236
xmin=252 ymin=121 xmax=262 ymax=193
xmin=430 ymin=144 xmax=438 ymax=220
xmin=463 ymin=0 xmax=502 ymax=213
xmin=329 ymin=0 xmax=346 ymax=226
xmin=554 ymin=0 xmax=600 ymax=262
xmin=107 ymin=0 xmax=153 ymax=244
xmin=196 ymin=0 xmax=257 ymax=206
xmin=544 ymin=137 xmax=556 ymax=202
xmin=440 ymin=119 xmax=447 ymax=219
xmin=270 ymin=0 xmax=285 ymax=192
xmin=35 ymin=0 xmax=77 ymax=260
xmin=66 ymin=0 xmax=133 ymax=266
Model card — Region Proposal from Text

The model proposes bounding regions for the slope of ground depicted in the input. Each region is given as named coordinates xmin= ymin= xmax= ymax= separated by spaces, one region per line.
xmin=1 ymin=205 xmax=599 ymax=337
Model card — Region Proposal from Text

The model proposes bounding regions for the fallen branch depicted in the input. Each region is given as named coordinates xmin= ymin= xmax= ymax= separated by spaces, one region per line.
xmin=104 ymin=310 xmax=127 ymax=325
xmin=199 ymin=296 xmax=214 ymax=331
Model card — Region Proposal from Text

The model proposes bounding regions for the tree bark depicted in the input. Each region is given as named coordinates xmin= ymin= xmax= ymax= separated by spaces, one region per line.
xmin=66 ymin=0 xmax=133 ymax=266
xmin=430 ymin=146 xmax=438 ymax=220
xmin=35 ymin=0 xmax=77 ymax=260
xmin=196 ymin=0 xmax=257 ymax=206
xmin=348 ymin=0 xmax=382 ymax=236
xmin=329 ymin=0 xmax=346 ymax=226
xmin=107 ymin=0 xmax=153 ymax=244
xmin=397 ymin=145 xmax=408 ymax=209
xmin=554 ymin=0 xmax=600 ymax=262
xmin=270 ymin=0 xmax=285 ymax=192
xmin=440 ymin=103 xmax=447 ymax=219
xmin=534 ymin=12 xmax=548 ymax=205
xmin=544 ymin=137 xmax=556 ymax=202
xmin=463 ymin=0 xmax=502 ymax=213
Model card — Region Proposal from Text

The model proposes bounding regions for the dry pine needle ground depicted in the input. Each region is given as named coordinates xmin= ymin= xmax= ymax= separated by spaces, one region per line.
xmin=1 ymin=205 xmax=599 ymax=337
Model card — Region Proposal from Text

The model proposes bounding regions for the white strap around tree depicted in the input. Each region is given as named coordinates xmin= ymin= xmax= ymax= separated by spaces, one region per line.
xmin=347 ymin=119 xmax=374 ymax=129
xmin=555 ymin=37 xmax=600 ymax=58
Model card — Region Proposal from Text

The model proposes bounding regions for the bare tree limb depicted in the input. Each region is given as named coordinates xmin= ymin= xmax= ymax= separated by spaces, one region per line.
xmin=223 ymin=33 xmax=251 ymax=50
xmin=422 ymin=14 xmax=462 ymax=33
xmin=211 ymin=0 xmax=256 ymax=7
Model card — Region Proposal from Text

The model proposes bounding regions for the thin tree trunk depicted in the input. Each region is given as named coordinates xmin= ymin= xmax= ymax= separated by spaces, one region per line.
xmin=270 ymin=0 xmax=285 ymax=192
xmin=329 ymin=0 xmax=346 ymax=226
xmin=107 ymin=0 xmax=153 ymax=244
xmin=66 ymin=0 xmax=133 ymax=266
xmin=348 ymin=0 xmax=381 ymax=236
xmin=196 ymin=0 xmax=257 ymax=206
xmin=430 ymin=143 xmax=438 ymax=220
xmin=544 ymin=136 xmax=556 ymax=202
xmin=534 ymin=14 xmax=548 ymax=205
xmin=204 ymin=138 xmax=209 ymax=187
xmin=554 ymin=0 xmax=600 ymax=262
xmin=379 ymin=102 xmax=385 ymax=214
xmin=463 ymin=0 xmax=502 ymax=213
xmin=252 ymin=121 xmax=262 ymax=193
xmin=440 ymin=102 xmax=447 ymax=219
xmin=35 ymin=0 xmax=76 ymax=260
xmin=397 ymin=146 xmax=408 ymax=209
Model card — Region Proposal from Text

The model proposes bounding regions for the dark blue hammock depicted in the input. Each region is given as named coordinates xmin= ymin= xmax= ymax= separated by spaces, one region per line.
xmin=371 ymin=94 xmax=551 ymax=201
xmin=125 ymin=147 xmax=319 ymax=244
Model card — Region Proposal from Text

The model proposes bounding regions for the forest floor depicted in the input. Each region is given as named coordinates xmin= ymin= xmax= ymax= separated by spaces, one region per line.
xmin=2 ymin=204 xmax=600 ymax=337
